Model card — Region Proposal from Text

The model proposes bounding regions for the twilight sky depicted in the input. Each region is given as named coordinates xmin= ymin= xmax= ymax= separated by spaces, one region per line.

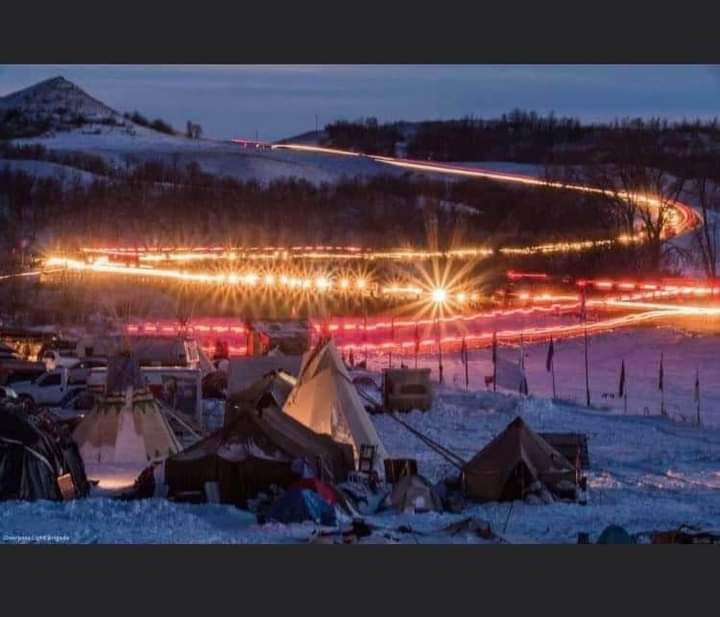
xmin=1 ymin=65 xmax=719 ymax=141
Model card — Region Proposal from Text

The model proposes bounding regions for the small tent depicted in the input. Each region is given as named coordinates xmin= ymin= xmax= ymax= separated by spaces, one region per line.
xmin=72 ymin=353 xmax=181 ymax=466
xmin=1 ymin=407 xmax=89 ymax=501
xmin=462 ymin=416 xmax=576 ymax=503
xmin=165 ymin=403 xmax=354 ymax=507
xmin=388 ymin=474 xmax=443 ymax=514
xmin=283 ymin=339 xmax=388 ymax=477
xmin=268 ymin=488 xmax=337 ymax=526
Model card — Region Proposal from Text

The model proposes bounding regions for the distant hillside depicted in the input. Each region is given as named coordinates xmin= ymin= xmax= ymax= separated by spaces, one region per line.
xmin=0 ymin=76 xmax=172 ymax=140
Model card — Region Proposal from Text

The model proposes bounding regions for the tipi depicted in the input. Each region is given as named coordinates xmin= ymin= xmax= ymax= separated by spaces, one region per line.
xmin=73 ymin=352 xmax=181 ymax=465
xmin=283 ymin=338 xmax=388 ymax=477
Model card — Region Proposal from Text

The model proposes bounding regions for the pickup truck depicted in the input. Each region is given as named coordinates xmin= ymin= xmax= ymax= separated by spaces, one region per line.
xmin=10 ymin=368 xmax=87 ymax=407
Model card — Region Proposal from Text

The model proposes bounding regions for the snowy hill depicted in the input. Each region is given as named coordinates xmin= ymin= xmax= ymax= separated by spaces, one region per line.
xmin=0 ymin=76 xmax=141 ymax=139
xmin=0 ymin=76 xmax=117 ymax=121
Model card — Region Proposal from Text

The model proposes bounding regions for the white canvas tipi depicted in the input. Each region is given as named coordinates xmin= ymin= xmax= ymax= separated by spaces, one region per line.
xmin=73 ymin=353 xmax=181 ymax=465
xmin=283 ymin=339 xmax=388 ymax=477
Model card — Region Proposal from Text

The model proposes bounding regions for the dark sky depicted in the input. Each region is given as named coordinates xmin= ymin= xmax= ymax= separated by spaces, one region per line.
xmin=1 ymin=65 xmax=719 ymax=141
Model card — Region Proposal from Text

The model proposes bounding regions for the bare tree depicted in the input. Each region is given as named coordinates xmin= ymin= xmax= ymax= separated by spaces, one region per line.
xmin=691 ymin=170 xmax=720 ymax=278
xmin=584 ymin=130 xmax=686 ymax=272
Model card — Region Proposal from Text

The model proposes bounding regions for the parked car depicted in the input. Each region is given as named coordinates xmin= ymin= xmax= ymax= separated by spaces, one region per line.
xmin=0 ymin=385 xmax=19 ymax=401
xmin=11 ymin=368 xmax=87 ymax=407
xmin=47 ymin=387 xmax=95 ymax=416
xmin=42 ymin=349 xmax=80 ymax=371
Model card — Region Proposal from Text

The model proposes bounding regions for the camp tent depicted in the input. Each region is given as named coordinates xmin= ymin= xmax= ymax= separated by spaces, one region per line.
xmin=1 ymin=407 xmax=89 ymax=501
xmin=224 ymin=370 xmax=296 ymax=426
xmin=72 ymin=353 xmax=181 ymax=465
xmin=388 ymin=474 xmax=443 ymax=514
xmin=165 ymin=403 xmax=354 ymax=506
xmin=462 ymin=416 xmax=576 ymax=503
xmin=283 ymin=339 xmax=388 ymax=477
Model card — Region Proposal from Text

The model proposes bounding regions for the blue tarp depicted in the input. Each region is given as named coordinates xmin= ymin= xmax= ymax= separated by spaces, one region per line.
xmin=269 ymin=489 xmax=337 ymax=526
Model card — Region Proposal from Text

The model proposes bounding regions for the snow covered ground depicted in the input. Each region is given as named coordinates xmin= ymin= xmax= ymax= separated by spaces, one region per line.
xmin=14 ymin=131 xmax=397 ymax=185
xmin=0 ymin=159 xmax=99 ymax=184
xmin=3 ymin=326 xmax=719 ymax=544
xmin=364 ymin=324 xmax=720 ymax=426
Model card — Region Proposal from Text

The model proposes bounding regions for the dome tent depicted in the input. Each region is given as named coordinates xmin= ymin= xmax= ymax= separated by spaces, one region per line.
xmin=283 ymin=338 xmax=388 ymax=477
xmin=387 ymin=474 xmax=443 ymax=514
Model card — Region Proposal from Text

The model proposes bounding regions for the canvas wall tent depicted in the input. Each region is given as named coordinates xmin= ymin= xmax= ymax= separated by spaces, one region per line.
xmin=164 ymin=404 xmax=354 ymax=507
xmin=72 ymin=354 xmax=181 ymax=466
xmin=462 ymin=417 xmax=577 ymax=503
xmin=0 ymin=407 xmax=89 ymax=501
xmin=283 ymin=339 xmax=388 ymax=477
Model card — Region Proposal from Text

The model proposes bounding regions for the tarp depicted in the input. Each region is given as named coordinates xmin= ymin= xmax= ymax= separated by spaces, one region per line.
xmin=165 ymin=404 xmax=354 ymax=506
xmin=268 ymin=489 xmax=337 ymax=526
xmin=284 ymin=339 xmax=388 ymax=477
xmin=225 ymin=370 xmax=295 ymax=426
xmin=227 ymin=355 xmax=302 ymax=395
xmin=289 ymin=478 xmax=339 ymax=504
xmin=1 ymin=407 xmax=89 ymax=501
xmin=462 ymin=416 xmax=576 ymax=502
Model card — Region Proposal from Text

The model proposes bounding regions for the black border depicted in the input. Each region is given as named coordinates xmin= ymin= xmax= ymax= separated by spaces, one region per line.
xmin=3 ymin=3 xmax=720 ymax=610
xmin=3 ymin=4 xmax=720 ymax=62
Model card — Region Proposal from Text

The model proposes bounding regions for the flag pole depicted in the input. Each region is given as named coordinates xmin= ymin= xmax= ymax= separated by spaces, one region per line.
xmin=582 ymin=287 xmax=590 ymax=408
xmin=492 ymin=331 xmax=497 ymax=393
xmin=436 ymin=316 xmax=444 ymax=384
xmin=414 ymin=321 xmax=419 ymax=369
xmin=462 ymin=337 xmax=469 ymax=391
xmin=624 ymin=364 xmax=628 ymax=415
xmin=695 ymin=367 xmax=701 ymax=426
xmin=659 ymin=352 xmax=665 ymax=417
xmin=550 ymin=337 xmax=557 ymax=401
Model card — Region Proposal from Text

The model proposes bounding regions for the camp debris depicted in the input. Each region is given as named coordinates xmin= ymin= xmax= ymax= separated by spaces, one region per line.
xmin=72 ymin=353 xmax=181 ymax=466
xmin=164 ymin=403 xmax=354 ymax=507
xmin=268 ymin=488 xmax=337 ymax=526
xmin=283 ymin=338 xmax=388 ymax=478
xmin=649 ymin=525 xmax=720 ymax=544
xmin=461 ymin=416 xmax=578 ymax=503
xmin=386 ymin=473 xmax=443 ymax=514
xmin=441 ymin=517 xmax=496 ymax=540
xmin=1 ymin=406 xmax=89 ymax=501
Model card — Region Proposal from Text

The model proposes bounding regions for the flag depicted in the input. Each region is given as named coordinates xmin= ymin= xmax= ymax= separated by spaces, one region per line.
xmin=413 ymin=322 xmax=420 ymax=354
xmin=520 ymin=374 xmax=529 ymax=396
xmin=546 ymin=337 xmax=554 ymax=372
xmin=495 ymin=356 xmax=527 ymax=392
xmin=618 ymin=359 xmax=625 ymax=398
xmin=658 ymin=353 xmax=664 ymax=391
xmin=491 ymin=331 xmax=497 ymax=364
xmin=579 ymin=287 xmax=587 ymax=321
xmin=694 ymin=368 xmax=700 ymax=403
